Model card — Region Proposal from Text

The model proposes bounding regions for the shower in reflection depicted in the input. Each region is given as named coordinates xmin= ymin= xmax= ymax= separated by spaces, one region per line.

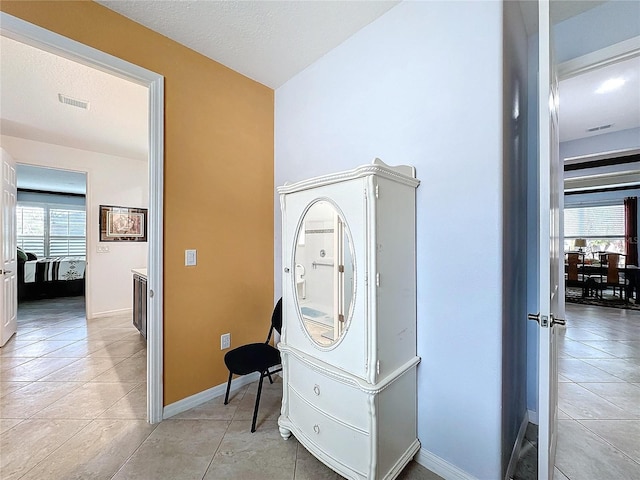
xmin=294 ymin=200 xmax=354 ymax=346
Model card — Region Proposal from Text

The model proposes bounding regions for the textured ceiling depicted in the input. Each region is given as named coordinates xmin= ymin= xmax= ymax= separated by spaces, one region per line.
xmin=0 ymin=36 xmax=148 ymax=161
xmin=96 ymin=0 xmax=400 ymax=89
xmin=1 ymin=0 xmax=637 ymax=195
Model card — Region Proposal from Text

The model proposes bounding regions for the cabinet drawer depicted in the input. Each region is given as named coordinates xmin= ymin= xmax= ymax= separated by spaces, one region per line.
xmin=289 ymin=388 xmax=369 ymax=476
xmin=287 ymin=355 xmax=369 ymax=431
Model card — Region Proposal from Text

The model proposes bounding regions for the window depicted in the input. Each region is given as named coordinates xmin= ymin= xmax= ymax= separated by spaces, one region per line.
xmin=17 ymin=203 xmax=86 ymax=257
xmin=564 ymin=204 xmax=625 ymax=255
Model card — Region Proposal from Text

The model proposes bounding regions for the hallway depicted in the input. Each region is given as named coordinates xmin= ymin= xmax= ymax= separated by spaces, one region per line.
xmin=0 ymin=297 xmax=438 ymax=480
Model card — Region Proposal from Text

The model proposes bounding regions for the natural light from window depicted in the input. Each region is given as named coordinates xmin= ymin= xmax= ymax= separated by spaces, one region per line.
xmin=17 ymin=203 xmax=86 ymax=257
xmin=564 ymin=204 xmax=625 ymax=257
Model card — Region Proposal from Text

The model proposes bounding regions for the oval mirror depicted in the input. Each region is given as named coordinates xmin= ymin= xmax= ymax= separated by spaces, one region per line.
xmin=293 ymin=200 xmax=355 ymax=347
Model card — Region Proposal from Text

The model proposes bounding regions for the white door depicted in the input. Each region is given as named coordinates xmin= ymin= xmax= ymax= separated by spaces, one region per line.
xmin=536 ymin=1 xmax=564 ymax=478
xmin=0 ymin=148 xmax=18 ymax=347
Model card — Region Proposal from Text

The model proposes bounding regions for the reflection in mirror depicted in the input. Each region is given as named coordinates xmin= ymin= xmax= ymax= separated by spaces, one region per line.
xmin=294 ymin=200 xmax=355 ymax=347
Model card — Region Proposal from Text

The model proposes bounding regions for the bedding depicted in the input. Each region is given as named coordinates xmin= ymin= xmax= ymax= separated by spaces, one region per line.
xmin=18 ymin=255 xmax=86 ymax=300
xmin=23 ymin=256 xmax=86 ymax=283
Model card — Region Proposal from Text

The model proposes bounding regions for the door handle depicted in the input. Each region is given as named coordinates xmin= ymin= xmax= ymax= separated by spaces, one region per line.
xmin=528 ymin=312 xmax=565 ymax=327
xmin=0 ymin=270 xmax=11 ymax=275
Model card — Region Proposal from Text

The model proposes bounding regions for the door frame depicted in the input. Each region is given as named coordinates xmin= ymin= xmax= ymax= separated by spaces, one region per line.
xmin=0 ymin=12 xmax=165 ymax=424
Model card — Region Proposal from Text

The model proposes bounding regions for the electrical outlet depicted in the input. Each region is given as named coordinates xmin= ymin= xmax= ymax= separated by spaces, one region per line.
xmin=221 ymin=333 xmax=231 ymax=350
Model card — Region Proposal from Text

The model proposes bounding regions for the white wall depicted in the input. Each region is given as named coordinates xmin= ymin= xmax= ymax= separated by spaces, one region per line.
xmin=560 ymin=127 xmax=640 ymax=160
xmin=276 ymin=1 xmax=507 ymax=478
xmin=1 ymin=135 xmax=148 ymax=318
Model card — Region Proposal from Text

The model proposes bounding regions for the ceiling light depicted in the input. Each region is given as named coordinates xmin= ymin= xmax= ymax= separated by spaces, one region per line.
xmin=595 ymin=77 xmax=625 ymax=94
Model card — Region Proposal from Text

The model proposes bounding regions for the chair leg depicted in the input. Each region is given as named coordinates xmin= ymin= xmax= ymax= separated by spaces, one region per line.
xmin=266 ymin=369 xmax=274 ymax=384
xmin=224 ymin=371 xmax=233 ymax=405
xmin=251 ymin=372 xmax=266 ymax=433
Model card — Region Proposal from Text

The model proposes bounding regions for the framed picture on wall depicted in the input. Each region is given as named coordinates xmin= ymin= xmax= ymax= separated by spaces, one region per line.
xmin=99 ymin=205 xmax=148 ymax=242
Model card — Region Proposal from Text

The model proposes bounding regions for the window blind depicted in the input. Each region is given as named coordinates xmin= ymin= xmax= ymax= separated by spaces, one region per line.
xmin=564 ymin=204 xmax=625 ymax=238
xmin=17 ymin=203 xmax=86 ymax=257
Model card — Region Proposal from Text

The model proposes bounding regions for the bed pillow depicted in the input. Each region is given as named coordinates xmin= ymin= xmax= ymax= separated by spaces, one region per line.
xmin=17 ymin=247 xmax=27 ymax=262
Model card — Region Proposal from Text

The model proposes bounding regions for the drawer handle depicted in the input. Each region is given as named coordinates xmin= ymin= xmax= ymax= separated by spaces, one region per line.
xmin=313 ymin=385 xmax=320 ymax=396
xmin=313 ymin=424 xmax=320 ymax=434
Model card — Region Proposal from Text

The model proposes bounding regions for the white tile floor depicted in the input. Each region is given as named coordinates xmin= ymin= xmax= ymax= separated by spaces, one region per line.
xmin=4 ymin=297 xmax=637 ymax=480
xmin=554 ymin=303 xmax=640 ymax=479
xmin=0 ymin=297 xmax=439 ymax=480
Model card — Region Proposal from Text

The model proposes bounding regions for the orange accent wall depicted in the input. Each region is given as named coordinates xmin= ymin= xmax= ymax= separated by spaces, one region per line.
xmin=1 ymin=1 xmax=275 ymax=405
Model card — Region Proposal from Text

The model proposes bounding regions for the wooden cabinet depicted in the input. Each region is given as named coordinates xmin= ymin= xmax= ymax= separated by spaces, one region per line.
xmin=277 ymin=159 xmax=420 ymax=480
xmin=133 ymin=272 xmax=147 ymax=339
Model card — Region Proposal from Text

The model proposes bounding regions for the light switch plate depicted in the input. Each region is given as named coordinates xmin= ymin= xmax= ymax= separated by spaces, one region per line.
xmin=185 ymin=249 xmax=197 ymax=266
xmin=97 ymin=245 xmax=110 ymax=253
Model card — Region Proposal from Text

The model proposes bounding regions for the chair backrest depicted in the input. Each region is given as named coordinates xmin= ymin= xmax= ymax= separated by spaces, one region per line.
xmin=605 ymin=253 xmax=624 ymax=283
xmin=265 ymin=298 xmax=283 ymax=343
xmin=566 ymin=252 xmax=583 ymax=281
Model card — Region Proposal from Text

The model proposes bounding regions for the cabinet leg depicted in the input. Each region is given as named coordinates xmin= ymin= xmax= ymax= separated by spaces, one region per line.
xmin=279 ymin=426 xmax=292 ymax=440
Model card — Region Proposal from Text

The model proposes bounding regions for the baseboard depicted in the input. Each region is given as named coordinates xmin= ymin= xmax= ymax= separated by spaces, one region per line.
xmin=162 ymin=372 xmax=259 ymax=419
xmin=415 ymin=448 xmax=476 ymax=480
xmin=89 ymin=308 xmax=132 ymax=319
xmin=527 ymin=409 xmax=539 ymax=425
xmin=505 ymin=412 xmax=529 ymax=480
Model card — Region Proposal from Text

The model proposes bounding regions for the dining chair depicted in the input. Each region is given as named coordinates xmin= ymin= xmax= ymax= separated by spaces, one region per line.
xmin=594 ymin=253 xmax=628 ymax=300
xmin=223 ymin=298 xmax=282 ymax=432
xmin=565 ymin=252 xmax=590 ymax=297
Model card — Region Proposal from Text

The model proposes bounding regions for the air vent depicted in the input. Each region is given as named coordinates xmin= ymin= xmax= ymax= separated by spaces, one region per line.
xmin=586 ymin=124 xmax=613 ymax=133
xmin=58 ymin=94 xmax=90 ymax=110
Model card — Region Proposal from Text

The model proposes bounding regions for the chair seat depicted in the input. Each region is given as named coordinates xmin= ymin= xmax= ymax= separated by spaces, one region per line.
xmin=224 ymin=342 xmax=280 ymax=375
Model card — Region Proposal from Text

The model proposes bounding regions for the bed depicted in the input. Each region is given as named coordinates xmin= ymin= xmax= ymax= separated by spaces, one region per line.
xmin=18 ymin=255 xmax=86 ymax=300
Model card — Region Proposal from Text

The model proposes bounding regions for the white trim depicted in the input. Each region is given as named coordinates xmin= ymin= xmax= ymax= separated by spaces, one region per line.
xmin=564 ymin=147 xmax=640 ymax=165
xmin=528 ymin=408 xmax=539 ymax=426
xmin=558 ymin=36 xmax=640 ymax=80
xmin=1 ymin=12 xmax=165 ymax=424
xmin=89 ymin=308 xmax=132 ymax=320
xmin=163 ymin=372 xmax=260 ymax=419
xmin=505 ymin=412 xmax=530 ymax=480
xmin=414 ymin=448 xmax=476 ymax=480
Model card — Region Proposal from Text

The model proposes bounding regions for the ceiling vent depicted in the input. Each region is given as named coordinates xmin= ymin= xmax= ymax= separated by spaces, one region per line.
xmin=58 ymin=93 xmax=90 ymax=110
xmin=586 ymin=124 xmax=613 ymax=133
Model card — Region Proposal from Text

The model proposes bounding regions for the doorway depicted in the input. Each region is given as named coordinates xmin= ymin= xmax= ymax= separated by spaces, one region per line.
xmin=0 ymin=13 xmax=164 ymax=423
xmin=553 ymin=40 xmax=640 ymax=478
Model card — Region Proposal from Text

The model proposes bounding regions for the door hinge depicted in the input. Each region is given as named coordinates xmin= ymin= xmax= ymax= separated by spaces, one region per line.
xmin=376 ymin=273 xmax=380 ymax=287
xmin=375 ymin=184 xmax=379 ymax=198
xmin=376 ymin=360 xmax=380 ymax=375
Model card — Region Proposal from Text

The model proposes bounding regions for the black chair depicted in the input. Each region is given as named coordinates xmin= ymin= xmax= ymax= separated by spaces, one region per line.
xmin=223 ymin=298 xmax=282 ymax=432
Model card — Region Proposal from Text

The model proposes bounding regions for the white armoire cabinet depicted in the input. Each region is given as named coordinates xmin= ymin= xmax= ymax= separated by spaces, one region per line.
xmin=277 ymin=159 xmax=420 ymax=480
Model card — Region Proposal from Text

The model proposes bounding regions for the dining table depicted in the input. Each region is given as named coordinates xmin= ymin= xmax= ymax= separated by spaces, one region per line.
xmin=565 ymin=261 xmax=640 ymax=301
